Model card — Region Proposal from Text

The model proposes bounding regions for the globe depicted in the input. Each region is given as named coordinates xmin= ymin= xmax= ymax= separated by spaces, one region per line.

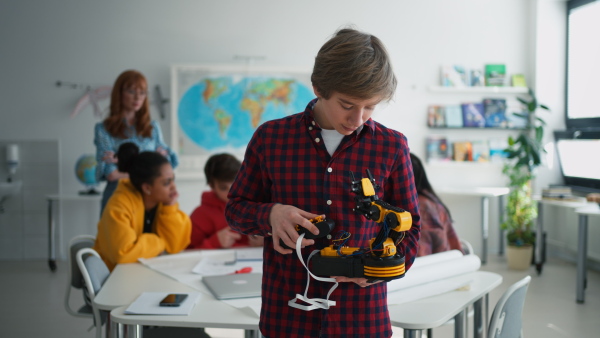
xmin=75 ymin=154 xmax=100 ymax=195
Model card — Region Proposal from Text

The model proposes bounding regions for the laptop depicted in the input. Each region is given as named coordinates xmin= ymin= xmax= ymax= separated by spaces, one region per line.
xmin=202 ymin=273 xmax=262 ymax=300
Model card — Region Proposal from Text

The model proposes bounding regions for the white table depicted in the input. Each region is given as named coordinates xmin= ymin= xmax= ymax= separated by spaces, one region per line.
xmin=94 ymin=263 xmax=260 ymax=338
xmin=574 ymin=204 xmax=600 ymax=303
xmin=389 ymin=271 xmax=502 ymax=338
xmin=46 ymin=194 xmax=101 ymax=271
xmin=437 ymin=187 xmax=510 ymax=264
xmin=98 ymin=262 xmax=501 ymax=338
xmin=533 ymin=197 xmax=593 ymax=274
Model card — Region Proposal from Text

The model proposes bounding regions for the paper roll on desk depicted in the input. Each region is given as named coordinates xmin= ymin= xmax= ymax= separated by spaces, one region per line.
xmin=385 ymin=252 xmax=481 ymax=305
xmin=388 ymin=253 xmax=481 ymax=292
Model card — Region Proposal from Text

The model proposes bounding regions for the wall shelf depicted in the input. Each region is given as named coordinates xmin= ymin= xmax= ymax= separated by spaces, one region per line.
xmin=427 ymin=86 xmax=528 ymax=94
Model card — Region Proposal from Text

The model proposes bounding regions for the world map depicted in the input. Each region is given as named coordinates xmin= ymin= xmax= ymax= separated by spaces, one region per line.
xmin=178 ymin=76 xmax=315 ymax=151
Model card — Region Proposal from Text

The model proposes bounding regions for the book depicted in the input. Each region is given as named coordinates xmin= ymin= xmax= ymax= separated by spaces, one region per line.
xmin=483 ymin=98 xmax=508 ymax=128
xmin=426 ymin=136 xmax=450 ymax=162
xmin=512 ymin=74 xmax=527 ymax=87
xmin=485 ymin=64 xmax=506 ymax=87
xmin=470 ymin=69 xmax=485 ymax=87
xmin=471 ymin=140 xmax=490 ymax=162
xmin=505 ymin=99 xmax=528 ymax=128
xmin=427 ymin=105 xmax=446 ymax=127
xmin=489 ymin=138 xmax=509 ymax=162
xmin=444 ymin=105 xmax=464 ymax=128
xmin=461 ymin=102 xmax=485 ymax=127
xmin=441 ymin=65 xmax=469 ymax=87
xmin=453 ymin=141 xmax=473 ymax=161
xmin=542 ymin=186 xmax=573 ymax=199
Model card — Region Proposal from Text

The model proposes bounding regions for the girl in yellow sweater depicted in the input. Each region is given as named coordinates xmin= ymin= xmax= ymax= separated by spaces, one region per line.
xmin=94 ymin=142 xmax=191 ymax=271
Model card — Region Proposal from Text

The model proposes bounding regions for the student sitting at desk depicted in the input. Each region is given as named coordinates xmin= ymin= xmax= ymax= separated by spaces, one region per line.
xmin=188 ymin=153 xmax=264 ymax=249
xmin=94 ymin=142 xmax=191 ymax=271
xmin=411 ymin=153 xmax=462 ymax=256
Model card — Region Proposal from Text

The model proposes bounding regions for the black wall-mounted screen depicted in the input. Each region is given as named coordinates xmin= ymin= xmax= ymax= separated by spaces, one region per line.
xmin=554 ymin=129 xmax=600 ymax=192
xmin=566 ymin=0 xmax=600 ymax=128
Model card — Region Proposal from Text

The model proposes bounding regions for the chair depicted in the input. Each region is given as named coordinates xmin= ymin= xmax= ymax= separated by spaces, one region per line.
xmin=77 ymin=247 xmax=110 ymax=338
xmin=488 ymin=275 xmax=532 ymax=338
xmin=64 ymin=235 xmax=96 ymax=320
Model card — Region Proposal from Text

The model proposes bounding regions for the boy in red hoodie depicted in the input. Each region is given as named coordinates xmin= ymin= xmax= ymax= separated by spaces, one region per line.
xmin=188 ymin=153 xmax=264 ymax=249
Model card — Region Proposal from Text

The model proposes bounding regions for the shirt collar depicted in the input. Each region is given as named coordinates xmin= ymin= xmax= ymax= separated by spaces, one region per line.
xmin=301 ymin=98 xmax=376 ymax=137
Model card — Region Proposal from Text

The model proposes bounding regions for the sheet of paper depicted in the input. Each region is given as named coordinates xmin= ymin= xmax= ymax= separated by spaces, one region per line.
xmin=124 ymin=292 xmax=201 ymax=315
xmin=192 ymin=256 xmax=263 ymax=276
xmin=235 ymin=247 xmax=263 ymax=261
xmin=221 ymin=297 xmax=262 ymax=317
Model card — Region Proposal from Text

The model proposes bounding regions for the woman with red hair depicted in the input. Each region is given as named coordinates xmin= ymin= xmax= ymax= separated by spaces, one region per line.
xmin=94 ymin=70 xmax=178 ymax=214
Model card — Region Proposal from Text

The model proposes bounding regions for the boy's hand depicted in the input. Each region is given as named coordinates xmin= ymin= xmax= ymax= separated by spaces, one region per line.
xmin=269 ymin=204 xmax=321 ymax=254
xmin=217 ymin=227 xmax=242 ymax=248
xmin=332 ymin=276 xmax=382 ymax=288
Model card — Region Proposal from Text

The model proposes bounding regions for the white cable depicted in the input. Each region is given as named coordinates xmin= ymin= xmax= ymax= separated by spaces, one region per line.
xmin=288 ymin=233 xmax=338 ymax=311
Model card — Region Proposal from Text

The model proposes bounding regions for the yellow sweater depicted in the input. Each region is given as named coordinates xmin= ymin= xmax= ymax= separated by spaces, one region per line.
xmin=93 ymin=179 xmax=191 ymax=271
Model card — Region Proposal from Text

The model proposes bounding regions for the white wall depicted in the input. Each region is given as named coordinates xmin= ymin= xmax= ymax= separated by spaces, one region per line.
xmin=0 ymin=0 xmax=573 ymax=260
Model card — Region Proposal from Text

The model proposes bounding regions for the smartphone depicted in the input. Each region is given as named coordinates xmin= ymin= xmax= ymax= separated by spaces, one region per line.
xmin=159 ymin=293 xmax=188 ymax=307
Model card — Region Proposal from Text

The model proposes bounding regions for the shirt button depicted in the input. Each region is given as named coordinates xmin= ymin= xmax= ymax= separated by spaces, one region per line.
xmin=312 ymin=121 xmax=316 ymax=125
xmin=309 ymin=126 xmax=313 ymax=131
xmin=327 ymin=200 xmax=332 ymax=205
xmin=315 ymin=138 xmax=320 ymax=143
xmin=327 ymin=167 xmax=332 ymax=173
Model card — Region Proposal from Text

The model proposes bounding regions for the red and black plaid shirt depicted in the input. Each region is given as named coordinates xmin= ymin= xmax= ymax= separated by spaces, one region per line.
xmin=226 ymin=99 xmax=421 ymax=338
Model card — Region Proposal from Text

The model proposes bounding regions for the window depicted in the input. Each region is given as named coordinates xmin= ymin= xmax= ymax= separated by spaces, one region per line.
xmin=566 ymin=0 xmax=600 ymax=128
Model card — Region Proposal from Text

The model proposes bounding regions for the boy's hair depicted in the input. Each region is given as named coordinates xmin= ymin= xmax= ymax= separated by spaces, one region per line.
xmin=311 ymin=28 xmax=397 ymax=101
xmin=204 ymin=153 xmax=241 ymax=185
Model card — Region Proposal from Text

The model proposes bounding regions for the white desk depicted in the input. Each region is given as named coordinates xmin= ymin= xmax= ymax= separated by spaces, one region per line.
xmin=437 ymin=187 xmax=510 ymax=264
xmin=99 ymin=262 xmax=500 ymax=338
xmin=574 ymin=204 xmax=600 ymax=303
xmin=46 ymin=194 xmax=101 ymax=271
xmin=94 ymin=263 xmax=260 ymax=338
xmin=533 ymin=197 xmax=592 ymax=273
xmin=389 ymin=271 xmax=502 ymax=338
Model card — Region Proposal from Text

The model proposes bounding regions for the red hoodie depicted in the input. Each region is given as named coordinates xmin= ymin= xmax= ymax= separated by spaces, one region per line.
xmin=188 ymin=190 xmax=249 ymax=249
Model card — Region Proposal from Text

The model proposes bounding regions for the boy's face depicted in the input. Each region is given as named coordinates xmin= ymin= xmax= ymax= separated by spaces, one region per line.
xmin=210 ymin=180 xmax=233 ymax=203
xmin=312 ymin=90 xmax=382 ymax=135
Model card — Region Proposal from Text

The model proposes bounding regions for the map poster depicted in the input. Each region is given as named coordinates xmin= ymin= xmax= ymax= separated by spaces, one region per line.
xmin=170 ymin=64 xmax=315 ymax=179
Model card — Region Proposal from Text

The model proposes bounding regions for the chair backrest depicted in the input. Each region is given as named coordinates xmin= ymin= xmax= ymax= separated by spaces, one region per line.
xmin=68 ymin=235 xmax=96 ymax=289
xmin=76 ymin=248 xmax=110 ymax=299
xmin=460 ymin=239 xmax=474 ymax=255
xmin=65 ymin=235 xmax=96 ymax=318
xmin=76 ymin=247 xmax=110 ymax=338
xmin=488 ymin=275 xmax=532 ymax=338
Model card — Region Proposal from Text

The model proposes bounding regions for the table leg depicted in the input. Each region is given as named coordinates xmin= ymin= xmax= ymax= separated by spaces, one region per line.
xmin=245 ymin=329 xmax=260 ymax=338
xmin=535 ymin=201 xmax=544 ymax=274
xmin=454 ymin=309 xmax=467 ymax=338
xmin=473 ymin=298 xmax=484 ymax=338
xmin=47 ymin=199 xmax=56 ymax=272
xmin=481 ymin=197 xmax=489 ymax=264
xmin=403 ymin=329 xmax=423 ymax=338
xmin=125 ymin=324 xmax=142 ymax=338
xmin=499 ymin=195 xmax=505 ymax=256
xmin=577 ymin=214 xmax=589 ymax=303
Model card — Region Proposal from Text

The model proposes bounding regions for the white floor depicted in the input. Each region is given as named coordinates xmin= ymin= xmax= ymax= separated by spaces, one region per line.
xmin=1 ymin=254 xmax=598 ymax=338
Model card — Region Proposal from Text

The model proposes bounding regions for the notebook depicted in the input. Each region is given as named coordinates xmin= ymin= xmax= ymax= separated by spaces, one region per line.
xmin=202 ymin=273 xmax=262 ymax=300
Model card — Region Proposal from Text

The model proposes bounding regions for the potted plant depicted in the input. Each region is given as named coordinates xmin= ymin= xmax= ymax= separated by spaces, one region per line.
xmin=502 ymin=88 xmax=549 ymax=270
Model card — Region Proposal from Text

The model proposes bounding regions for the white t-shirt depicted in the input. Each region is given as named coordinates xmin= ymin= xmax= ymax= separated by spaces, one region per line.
xmin=320 ymin=128 xmax=346 ymax=156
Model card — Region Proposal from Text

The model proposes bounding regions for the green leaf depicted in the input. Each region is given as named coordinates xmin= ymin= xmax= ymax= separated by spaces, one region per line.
xmin=539 ymin=104 xmax=550 ymax=111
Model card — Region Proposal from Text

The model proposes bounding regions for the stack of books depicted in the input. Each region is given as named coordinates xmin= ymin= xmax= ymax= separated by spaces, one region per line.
xmin=542 ymin=186 xmax=573 ymax=200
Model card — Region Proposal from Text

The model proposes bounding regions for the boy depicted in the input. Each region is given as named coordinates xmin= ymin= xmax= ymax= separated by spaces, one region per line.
xmin=225 ymin=28 xmax=421 ymax=337
xmin=188 ymin=153 xmax=263 ymax=249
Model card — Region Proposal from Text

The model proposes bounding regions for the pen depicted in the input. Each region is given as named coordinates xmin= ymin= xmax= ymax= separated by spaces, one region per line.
xmin=234 ymin=267 xmax=252 ymax=274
